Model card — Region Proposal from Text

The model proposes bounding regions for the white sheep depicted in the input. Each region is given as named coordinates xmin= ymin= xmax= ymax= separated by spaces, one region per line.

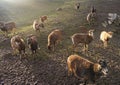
xmin=71 ymin=29 xmax=94 ymax=52
xmin=100 ymin=31 xmax=113 ymax=48
xmin=33 ymin=20 xmax=44 ymax=32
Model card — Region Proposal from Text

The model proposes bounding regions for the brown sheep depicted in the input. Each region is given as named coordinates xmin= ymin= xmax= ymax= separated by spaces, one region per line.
xmin=47 ymin=29 xmax=62 ymax=51
xmin=33 ymin=20 xmax=44 ymax=32
xmin=11 ymin=35 xmax=25 ymax=58
xmin=27 ymin=34 xmax=39 ymax=54
xmin=71 ymin=29 xmax=94 ymax=52
xmin=67 ymin=54 xmax=108 ymax=85
xmin=100 ymin=31 xmax=113 ymax=48
xmin=40 ymin=15 xmax=47 ymax=23
xmin=0 ymin=22 xmax=16 ymax=34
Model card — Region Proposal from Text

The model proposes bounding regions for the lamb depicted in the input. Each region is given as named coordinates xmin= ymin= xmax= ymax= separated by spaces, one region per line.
xmin=33 ymin=20 xmax=44 ymax=32
xmin=47 ymin=29 xmax=62 ymax=51
xmin=11 ymin=35 xmax=25 ymax=58
xmin=100 ymin=31 xmax=113 ymax=48
xmin=71 ymin=29 xmax=94 ymax=52
xmin=27 ymin=34 xmax=39 ymax=54
xmin=40 ymin=15 xmax=47 ymax=23
xmin=67 ymin=54 xmax=108 ymax=85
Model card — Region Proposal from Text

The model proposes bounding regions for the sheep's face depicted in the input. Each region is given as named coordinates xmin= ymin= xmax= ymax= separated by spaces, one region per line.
xmin=88 ymin=29 xmax=94 ymax=37
xmin=108 ymin=31 xmax=113 ymax=38
xmin=94 ymin=60 xmax=108 ymax=77
xmin=99 ymin=60 xmax=108 ymax=77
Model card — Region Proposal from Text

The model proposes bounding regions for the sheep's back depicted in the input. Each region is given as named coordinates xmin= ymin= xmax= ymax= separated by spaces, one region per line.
xmin=100 ymin=31 xmax=110 ymax=41
xmin=72 ymin=34 xmax=93 ymax=44
xmin=68 ymin=55 xmax=93 ymax=69
xmin=5 ymin=22 xmax=16 ymax=31
xmin=11 ymin=36 xmax=19 ymax=50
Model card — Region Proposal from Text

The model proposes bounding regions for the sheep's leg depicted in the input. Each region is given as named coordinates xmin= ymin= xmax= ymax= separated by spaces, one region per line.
xmin=104 ymin=41 xmax=107 ymax=48
xmin=12 ymin=49 xmax=17 ymax=56
xmin=67 ymin=62 xmax=73 ymax=76
xmin=72 ymin=44 xmax=77 ymax=52
xmin=86 ymin=44 xmax=88 ymax=51
xmin=73 ymin=65 xmax=84 ymax=81
xmin=83 ymin=44 xmax=86 ymax=52
xmin=53 ymin=44 xmax=55 ymax=52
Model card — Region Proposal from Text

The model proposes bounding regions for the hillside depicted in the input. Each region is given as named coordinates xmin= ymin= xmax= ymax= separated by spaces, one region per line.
xmin=0 ymin=0 xmax=120 ymax=85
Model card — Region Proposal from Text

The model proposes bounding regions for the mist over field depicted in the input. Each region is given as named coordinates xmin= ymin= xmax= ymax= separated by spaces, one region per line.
xmin=0 ymin=0 xmax=65 ymax=26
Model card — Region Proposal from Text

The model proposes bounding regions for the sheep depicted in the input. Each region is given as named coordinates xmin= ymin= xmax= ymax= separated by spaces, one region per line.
xmin=75 ymin=2 xmax=80 ymax=10
xmin=0 ymin=21 xmax=6 ymax=32
xmin=47 ymin=29 xmax=62 ymax=51
xmin=100 ymin=31 xmax=113 ymax=48
xmin=71 ymin=29 xmax=94 ymax=52
xmin=0 ymin=22 xmax=16 ymax=34
xmin=56 ymin=7 xmax=62 ymax=11
xmin=27 ymin=34 xmax=39 ymax=54
xmin=11 ymin=35 xmax=25 ymax=58
xmin=33 ymin=20 xmax=44 ymax=32
xmin=67 ymin=54 xmax=108 ymax=85
xmin=87 ymin=12 xmax=97 ymax=25
xmin=40 ymin=15 xmax=47 ymax=23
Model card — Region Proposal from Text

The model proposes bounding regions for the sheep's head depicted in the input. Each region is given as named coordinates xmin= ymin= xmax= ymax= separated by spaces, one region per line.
xmin=99 ymin=60 xmax=108 ymax=76
xmin=0 ymin=22 xmax=4 ymax=28
xmin=108 ymin=31 xmax=113 ymax=38
xmin=47 ymin=45 xmax=51 ymax=51
xmin=94 ymin=60 xmax=108 ymax=77
xmin=88 ymin=29 xmax=94 ymax=37
xmin=39 ymin=23 xmax=44 ymax=28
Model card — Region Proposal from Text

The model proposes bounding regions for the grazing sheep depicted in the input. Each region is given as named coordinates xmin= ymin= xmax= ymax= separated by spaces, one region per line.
xmin=40 ymin=15 xmax=47 ymax=23
xmin=71 ymin=29 xmax=94 ymax=52
xmin=33 ymin=20 xmax=44 ymax=32
xmin=11 ymin=35 xmax=25 ymax=57
xmin=87 ymin=12 xmax=97 ymax=25
xmin=67 ymin=54 xmax=108 ymax=85
xmin=47 ymin=29 xmax=62 ymax=51
xmin=56 ymin=7 xmax=62 ymax=11
xmin=100 ymin=31 xmax=113 ymax=48
xmin=0 ymin=22 xmax=16 ymax=34
xmin=27 ymin=34 xmax=39 ymax=54
xmin=75 ymin=2 xmax=80 ymax=10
